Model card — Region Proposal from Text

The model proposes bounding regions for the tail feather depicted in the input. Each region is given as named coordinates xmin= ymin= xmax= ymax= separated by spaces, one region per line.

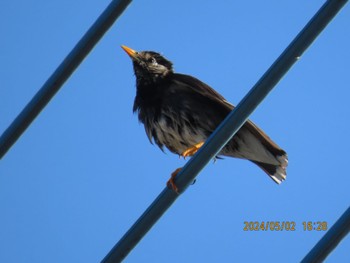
xmin=252 ymin=157 xmax=287 ymax=184
xmin=223 ymin=119 xmax=288 ymax=184
xmin=239 ymin=120 xmax=288 ymax=184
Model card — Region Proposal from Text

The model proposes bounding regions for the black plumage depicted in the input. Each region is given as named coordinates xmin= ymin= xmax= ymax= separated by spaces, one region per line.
xmin=122 ymin=45 xmax=288 ymax=184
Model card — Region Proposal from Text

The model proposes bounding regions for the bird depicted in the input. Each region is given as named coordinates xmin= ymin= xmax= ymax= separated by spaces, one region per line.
xmin=121 ymin=45 xmax=288 ymax=193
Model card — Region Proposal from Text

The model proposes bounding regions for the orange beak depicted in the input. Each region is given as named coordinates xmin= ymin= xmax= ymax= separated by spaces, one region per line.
xmin=121 ymin=45 xmax=137 ymax=58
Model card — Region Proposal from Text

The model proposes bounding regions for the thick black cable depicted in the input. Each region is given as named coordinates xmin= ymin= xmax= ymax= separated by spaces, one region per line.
xmin=0 ymin=0 xmax=132 ymax=159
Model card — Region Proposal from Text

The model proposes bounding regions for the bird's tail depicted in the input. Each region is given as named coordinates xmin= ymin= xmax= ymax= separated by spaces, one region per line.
xmin=245 ymin=120 xmax=288 ymax=184
xmin=223 ymin=119 xmax=288 ymax=184
xmin=251 ymin=153 xmax=288 ymax=184
xmin=244 ymin=120 xmax=288 ymax=184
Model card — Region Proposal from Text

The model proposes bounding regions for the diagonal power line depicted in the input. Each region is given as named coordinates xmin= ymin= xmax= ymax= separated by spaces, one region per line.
xmin=0 ymin=0 xmax=132 ymax=159
xmin=301 ymin=206 xmax=350 ymax=263
xmin=101 ymin=0 xmax=348 ymax=262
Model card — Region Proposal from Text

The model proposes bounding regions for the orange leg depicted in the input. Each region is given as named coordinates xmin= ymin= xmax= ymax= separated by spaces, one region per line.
xmin=167 ymin=167 xmax=182 ymax=194
xmin=181 ymin=142 xmax=204 ymax=158
xmin=169 ymin=142 xmax=204 ymax=193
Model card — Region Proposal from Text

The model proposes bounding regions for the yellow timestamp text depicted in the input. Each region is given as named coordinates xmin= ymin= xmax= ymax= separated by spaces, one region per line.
xmin=243 ymin=221 xmax=328 ymax=231
xmin=243 ymin=221 xmax=296 ymax=231
xmin=302 ymin=221 xmax=328 ymax=231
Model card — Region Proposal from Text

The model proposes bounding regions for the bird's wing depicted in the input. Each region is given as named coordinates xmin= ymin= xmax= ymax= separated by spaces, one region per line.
xmin=170 ymin=73 xmax=286 ymax=155
xmin=172 ymin=73 xmax=234 ymax=111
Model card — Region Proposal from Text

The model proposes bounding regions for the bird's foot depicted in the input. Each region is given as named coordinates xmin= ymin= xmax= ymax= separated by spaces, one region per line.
xmin=167 ymin=167 xmax=182 ymax=194
xmin=181 ymin=142 xmax=204 ymax=158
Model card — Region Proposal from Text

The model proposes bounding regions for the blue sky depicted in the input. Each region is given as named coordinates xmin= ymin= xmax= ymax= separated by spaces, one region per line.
xmin=1 ymin=1 xmax=350 ymax=262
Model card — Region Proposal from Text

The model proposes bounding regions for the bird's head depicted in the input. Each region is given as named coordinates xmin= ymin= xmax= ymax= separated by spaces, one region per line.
xmin=121 ymin=45 xmax=173 ymax=84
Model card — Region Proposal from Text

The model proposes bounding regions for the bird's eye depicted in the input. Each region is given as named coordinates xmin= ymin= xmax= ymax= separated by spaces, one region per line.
xmin=149 ymin=57 xmax=157 ymax=65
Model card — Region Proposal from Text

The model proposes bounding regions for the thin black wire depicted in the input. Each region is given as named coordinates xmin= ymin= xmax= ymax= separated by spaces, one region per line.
xmin=101 ymin=1 xmax=348 ymax=262
xmin=0 ymin=0 xmax=132 ymax=159
xmin=301 ymin=206 xmax=350 ymax=263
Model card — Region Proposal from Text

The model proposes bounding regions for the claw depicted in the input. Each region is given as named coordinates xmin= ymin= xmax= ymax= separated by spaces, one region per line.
xmin=167 ymin=168 xmax=182 ymax=194
xmin=181 ymin=142 xmax=204 ymax=158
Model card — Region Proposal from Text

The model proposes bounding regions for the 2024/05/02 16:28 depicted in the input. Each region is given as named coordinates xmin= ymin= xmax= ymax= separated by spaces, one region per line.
xmin=243 ymin=221 xmax=328 ymax=231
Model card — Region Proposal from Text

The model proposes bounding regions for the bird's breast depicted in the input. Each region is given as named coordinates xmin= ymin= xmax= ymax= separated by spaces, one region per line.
xmin=145 ymin=109 xmax=208 ymax=155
